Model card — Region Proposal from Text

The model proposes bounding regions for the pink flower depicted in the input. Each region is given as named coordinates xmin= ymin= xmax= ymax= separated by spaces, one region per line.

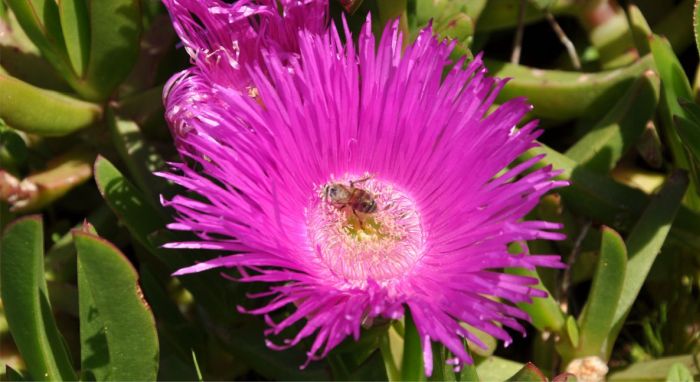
xmin=160 ymin=16 xmax=567 ymax=375
xmin=162 ymin=0 xmax=328 ymax=140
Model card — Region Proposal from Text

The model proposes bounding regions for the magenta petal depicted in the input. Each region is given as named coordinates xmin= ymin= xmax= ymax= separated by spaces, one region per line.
xmin=161 ymin=12 xmax=567 ymax=375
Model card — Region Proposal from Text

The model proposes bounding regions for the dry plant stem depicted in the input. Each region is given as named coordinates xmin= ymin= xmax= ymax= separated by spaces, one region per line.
xmin=560 ymin=222 xmax=591 ymax=314
xmin=546 ymin=11 xmax=581 ymax=69
xmin=511 ymin=0 xmax=526 ymax=64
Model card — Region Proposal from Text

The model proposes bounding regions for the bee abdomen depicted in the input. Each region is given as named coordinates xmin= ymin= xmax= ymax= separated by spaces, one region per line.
xmin=359 ymin=199 xmax=377 ymax=213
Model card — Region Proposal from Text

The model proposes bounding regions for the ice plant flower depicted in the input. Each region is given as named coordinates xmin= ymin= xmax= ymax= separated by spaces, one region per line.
xmin=160 ymin=17 xmax=567 ymax=375
xmin=162 ymin=0 xmax=328 ymax=142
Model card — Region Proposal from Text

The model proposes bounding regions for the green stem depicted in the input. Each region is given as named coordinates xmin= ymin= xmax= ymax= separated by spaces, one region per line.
xmin=401 ymin=310 xmax=426 ymax=381
xmin=380 ymin=328 xmax=401 ymax=382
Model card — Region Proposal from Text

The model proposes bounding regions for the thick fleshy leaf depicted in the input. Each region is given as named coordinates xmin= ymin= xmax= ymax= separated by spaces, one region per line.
xmin=106 ymin=109 xmax=169 ymax=203
xmin=93 ymin=156 xmax=233 ymax=319
xmin=10 ymin=148 xmax=95 ymax=212
xmin=379 ymin=325 xmax=402 ymax=382
xmin=74 ymin=229 xmax=159 ymax=381
xmin=566 ymin=315 xmax=580 ymax=349
xmin=505 ymin=362 xmax=547 ymax=382
xmin=58 ymin=0 xmax=90 ymax=76
xmin=475 ymin=357 xmax=525 ymax=381
xmin=0 ymin=46 xmax=72 ymax=92
xmin=509 ymin=265 xmax=565 ymax=331
xmin=608 ymin=355 xmax=699 ymax=381
xmin=577 ymin=227 xmax=627 ymax=357
xmin=627 ymin=5 xmax=651 ymax=56
xmin=673 ymin=115 xmax=700 ymax=192
xmin=666 ymin=363 xmax=695 ymax=382
xmin=81 ymin=0 xmax=142 ymax=100
xmin=651 ymin=34 xmax=700 ymax=209
xmin=519 ymin=144 xmax=700 ymax=253
xmin=566 ymin=71 xmax=660 ymax=173
xmin=0 ymin=124 xmax=27 ymax=173
xmin=401 ymin=311 xmax=426 ymax=381
xmin=4 ymin=0 xmax=76 ymax=86
xmin=506 ymin=242 xmax=565 ymax=333
xmin=486 ymin=55 xmax=653 ymax=121
xmin=605 ymin=171 xmax=689 ymax=358
xmin=477 ymin=0 xmax=574 ymax=32
xmin=0 ymin=216 xmax=77 ymax=381
xmin=529 ymin=0 xmax=556 ymax=10
xmin=0 ymin=74 xmax=102 ymax=136
xmin=93 ymin=156 xmax=326 ymax=378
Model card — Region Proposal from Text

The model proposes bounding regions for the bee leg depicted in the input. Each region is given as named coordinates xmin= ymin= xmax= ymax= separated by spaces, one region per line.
xmin=352 ymin=209 xmax=365 ymax=229
xmin=350 ymin=175 xmax=372 ymax=187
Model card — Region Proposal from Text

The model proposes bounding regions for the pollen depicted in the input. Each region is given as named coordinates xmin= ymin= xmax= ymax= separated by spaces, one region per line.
xmin=307 ymin=175 xmax=425 ymax=287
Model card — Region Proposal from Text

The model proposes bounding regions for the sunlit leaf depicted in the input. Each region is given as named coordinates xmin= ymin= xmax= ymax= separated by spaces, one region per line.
xmin=74 ymin=230 xmax=159 ymax=380
xmin=487 ymin=55 xmax=653 ymax=121
xmin=0 ymin=74 xmax=101 ymax=136
xmin=58 ymin=0 xmax=90 ymax=76
xmin=81 ymin=0 xmax=142 ymax=100
xmin=666 ymin=362 xmax=694 ymax=382
xmin=505 ymin=362 xmax=547 ymax=382
xmin=608 ymin=354 xmax=699 ymax=381
xmin=605 ymin=171 xmax=689 ymax=359
xmin=577 ymin=227 xmax=627 ymax=357
xmin=0 ymin=216 xmax=77 ymax=381
xmin=475 ymin=357 xmax=524 ymax=382
xmin=566 ymin=71 xmax=659 ymax=173
xmin=651 ymin=34 xmax=700 ymax=209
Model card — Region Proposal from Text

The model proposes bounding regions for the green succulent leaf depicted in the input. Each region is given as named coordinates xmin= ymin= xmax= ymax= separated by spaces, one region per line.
xmin=519 ymin=144 xmax=700 ymax=253
xmin=577 ymin=227 xmax=627 ymax=357
xmin=666 ymin=362 xmax=695 ymax=382
xmin=0 ymin=216 xmax=77 ymax=381
xmin=0 ymin=74 xmax=102 ymax=136
xmin=475 ymin=357 xmax=525 ymax=381
xmin=486 ymin=55 xmax=654 ymax=121
xmin=528 ymin=0 xmax=556 ymax=10
xmin=651 ymin=34 xmax=700 ymax=209
xmin=0 ymin=45 xmax=72 ymax=92
xmin=4 ymin=0 xmax=76 ymax=85
xmin=608 ymin=354 xmax=700 ymax=381
xmin=74 ymin=229 xmax=159 ymax=381
xmin=505 ymin=362 xmax=547 ymax=382
xmin=81 ymin=0 xmax=142 ymax=101
xmin=627 ymin=4 xmax=652 ymax=56
xmin=673 ymin=115 xmax=700 ymax=192
xmin=566 ymin=315 xmax=580 ymax=348
xmin=106 ymin=109 xmax=169 ymax=203
xmin=566 ymin=71 xmax=660 ymax=173
xmin=605 ymin=170 xmax=689 ymax=359
xmin=506 ymin=244 xmax=566 ymax=333
xmin=58 ymin=0 xmax=90 ymax=76
xmin=401 ymin=310 xmax=426 ymax=381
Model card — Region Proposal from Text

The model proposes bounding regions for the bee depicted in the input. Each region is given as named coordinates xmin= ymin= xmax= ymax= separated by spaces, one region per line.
xmin=323 ymin=176 xmax=378 ymax=219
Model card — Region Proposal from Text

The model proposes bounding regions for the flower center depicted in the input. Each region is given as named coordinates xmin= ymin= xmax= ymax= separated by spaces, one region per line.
xmin=306 ymin=174 xmax=425 ymax=287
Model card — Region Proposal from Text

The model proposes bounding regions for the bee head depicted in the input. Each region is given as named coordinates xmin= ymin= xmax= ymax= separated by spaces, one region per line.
xmin=323 ymin=183 xmax=349 ymax=204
